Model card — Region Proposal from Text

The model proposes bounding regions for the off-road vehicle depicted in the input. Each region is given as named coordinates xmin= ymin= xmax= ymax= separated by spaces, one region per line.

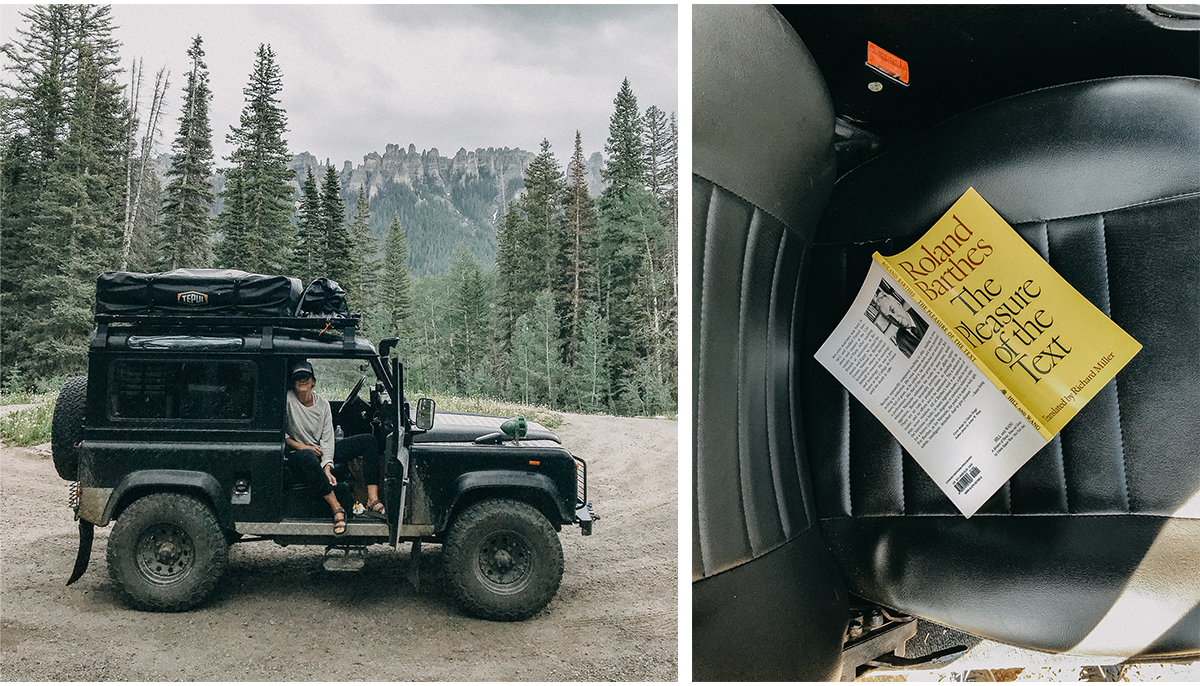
xmin=54 ymin=269 xmax=595 ymax=621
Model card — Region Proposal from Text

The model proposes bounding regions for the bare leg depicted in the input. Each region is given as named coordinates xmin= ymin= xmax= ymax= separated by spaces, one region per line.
xmin=365 ymin=484 xmax=385 ymax=516
xmin=325 ymin=492 xmax=346 ymax=534
xmin=324 ymin=492 xmax=341 ymax=511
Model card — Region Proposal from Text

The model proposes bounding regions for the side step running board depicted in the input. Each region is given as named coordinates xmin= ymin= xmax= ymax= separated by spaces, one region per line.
xmin=236 ymin=520 xmax=389 ymax=537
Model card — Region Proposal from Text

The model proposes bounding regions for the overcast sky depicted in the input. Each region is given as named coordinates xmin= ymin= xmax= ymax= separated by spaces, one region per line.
xmin=1 ymin=4 xmax=678 ymax=168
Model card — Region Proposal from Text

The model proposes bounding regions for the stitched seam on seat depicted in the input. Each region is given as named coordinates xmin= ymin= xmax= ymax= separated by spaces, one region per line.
xmin=767 ymin=226 xmax=794 ymax=538
xmin=694 ymin=172 xmax=797 ymax=237
xmin=834 ymin=78 xmax=1200 ymax=184
xmin=694 ymin=179 xmax=714 ymax=578
xmin=699 ymin=179 xmax=825 ymax=567
xmin=817 ymin=512 xmax=1186 ymax=520
xmin=1042 ymin=221 xmax=1072 ymax=516
xmin=790 ymin=240 xmax=819 ymax=532
xmin=814 ymin=192 xmax=1200 ymax=248
xmin=698 ymin=181 xmax=754 ymax=574
xmin=1098 ymin=212 xmax=1134 ymax=514
xmin=1028 ymin=191 xmax=1200 ymax=227
xmin=842 ymin=246 xmax=853 ymax=518
xmin=814 ymin=237 xmax=894 ymax=248
xmin=737 ymin=209 xmax=759 ymax=554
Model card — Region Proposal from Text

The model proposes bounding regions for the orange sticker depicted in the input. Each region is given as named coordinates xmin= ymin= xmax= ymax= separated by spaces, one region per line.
xmin=867 ymin=41 xmax=909 ymax=85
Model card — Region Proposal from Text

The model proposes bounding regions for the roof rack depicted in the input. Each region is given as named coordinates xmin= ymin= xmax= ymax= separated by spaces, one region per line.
xmin=92 ymin=313 xmax=362 ymax=352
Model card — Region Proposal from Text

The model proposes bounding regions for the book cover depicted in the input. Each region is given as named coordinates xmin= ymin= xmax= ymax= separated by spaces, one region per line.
xmin=875 ymin=187 xmax=1142 ymax=439
xmin=816 ymin=188 xmax=1141 ymax=516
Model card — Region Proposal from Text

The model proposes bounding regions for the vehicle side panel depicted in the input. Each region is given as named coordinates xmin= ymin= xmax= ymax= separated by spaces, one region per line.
xmin=411 ymin=444 xmax=578 ymax=532
xmin=82 ymin=352 xmax=288 ymax=524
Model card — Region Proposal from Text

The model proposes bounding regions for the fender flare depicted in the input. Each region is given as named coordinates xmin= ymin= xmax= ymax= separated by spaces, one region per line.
xmin=102 ymin=470 xmax=229 ymax=529
xmin=439 ymin=470 xmax=570 ymax=533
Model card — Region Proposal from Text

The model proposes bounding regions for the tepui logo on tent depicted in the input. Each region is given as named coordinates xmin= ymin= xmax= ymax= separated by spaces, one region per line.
xmin=177 ymin=291 xmax=209 ymax=306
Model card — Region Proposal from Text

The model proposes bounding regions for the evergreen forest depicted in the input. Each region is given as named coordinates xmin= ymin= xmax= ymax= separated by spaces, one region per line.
xmin=1 ymin=6 xmax=679 ymax=417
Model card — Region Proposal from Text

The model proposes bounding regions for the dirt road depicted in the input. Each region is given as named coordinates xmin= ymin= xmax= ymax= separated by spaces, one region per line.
xmin=0 ymin=414 xmax=678 ymax=681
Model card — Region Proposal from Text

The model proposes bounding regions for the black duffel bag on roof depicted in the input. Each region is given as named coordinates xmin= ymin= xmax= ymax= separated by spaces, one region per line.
xmin=295 ymin=277 xmax=349 ymax=318
xmin=95 ymin=269 xmax=303 ymax=316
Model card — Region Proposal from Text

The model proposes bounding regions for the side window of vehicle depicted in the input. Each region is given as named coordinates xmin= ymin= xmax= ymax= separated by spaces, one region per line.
xmin=108 ymin=360 xmax=256 ymax=421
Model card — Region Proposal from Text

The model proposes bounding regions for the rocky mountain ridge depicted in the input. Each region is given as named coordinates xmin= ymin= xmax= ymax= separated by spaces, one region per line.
xmin=155 ymin=142 xmax=607 ymax=276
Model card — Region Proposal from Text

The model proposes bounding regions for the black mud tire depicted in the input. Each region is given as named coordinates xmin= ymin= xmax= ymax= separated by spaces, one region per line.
xmin=106 ymin=493 xmax=228 ymax=612
xmin=442 ymin=498 xmax=564 ymax=621
xmin=50 ymin=376 xmax=88 ymax=481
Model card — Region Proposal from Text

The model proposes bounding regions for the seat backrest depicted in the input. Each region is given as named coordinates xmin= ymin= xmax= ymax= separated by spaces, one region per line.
xmin=692 ymin=4 xmax=848 ymax=680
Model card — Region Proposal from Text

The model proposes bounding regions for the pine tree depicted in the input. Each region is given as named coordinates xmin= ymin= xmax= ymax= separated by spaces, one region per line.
xmin=295 ymin=166 xmax=322 ymax=283
xmin=524 ymin=140 xmax=566 ymax=295
xmin=160 ymin=35 xmax=214 ymax=269
xmin=214 ymin=167 xmax=248 ymax=268
xmin=24 ymin=45 xmax=124 ymax=378
xmin=601 ymin=78 xmax=645 ymax=199
xmin=409 ymin=273 xmax=451 ymax=394
xmin=510 ymin=306 xmax=537 ymax=405
xmin=509 ymin=290 xmax=565 ymax=406
xmin=121 ymin=60 xmax=169 ymax=270
xmin=215 ymin=44 xmax=294 ymax=274
xmin=127 ymin=171 xmax=162 ymax=272
xmin=447 ymin=244 xmax=489 ymax=396
xmin=1 ymin=5 xmax=71 ymax=194
xmin=346 ymin=185 xmax=378 ymax=315
xmin=494 ymin=140 xmax=564 ymax=364
xmin=595 ymin=79 xmax=659 ymax=389
xmin=495 ymin=202 xmax=525 ymax=351
xmin=562 ymin=130 xmax=597 ymax=365
xmin=377 ymin=214 xmax=413 ymax=339
xmin=1 ymin=5 xmax=73 ymax=339
xmin=319 ymin=165 xmax=352 ymax=284
xmin=1 ymin=6 xmax=129 ymax=386
xmin=572 ymin=303 xmax=611 ymax=413
xmin=663 ymin=111 xmax=679 ymax=232
xmin=642 ymin=105 xmax=677 ymax=230
xmin=642 ymin=105 xmax=668 ymax=202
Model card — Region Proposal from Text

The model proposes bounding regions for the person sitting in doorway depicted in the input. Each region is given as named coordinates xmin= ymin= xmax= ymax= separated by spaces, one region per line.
xmin=283 ymin=361 xmax=386 ymax=535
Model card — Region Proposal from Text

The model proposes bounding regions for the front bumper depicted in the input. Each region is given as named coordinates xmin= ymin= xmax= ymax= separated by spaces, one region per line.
xmin=576 ymin=500 xmax=597 ymax=536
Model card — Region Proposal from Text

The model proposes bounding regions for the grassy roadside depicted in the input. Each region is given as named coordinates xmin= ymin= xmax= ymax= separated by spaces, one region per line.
xmin=0 ymin=391 xmax=57 ymax=447
xmin=424 ymin=394 xmax=565 ymax=430
xmin=0 ymin=386 xmax=675 ymax=449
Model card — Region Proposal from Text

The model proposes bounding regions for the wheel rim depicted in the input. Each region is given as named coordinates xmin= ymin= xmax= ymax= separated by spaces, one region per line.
xmin=475 ymin=530 xmax=533 ymax=595
xmin=134 ymin=523 xmax=195 ymax=586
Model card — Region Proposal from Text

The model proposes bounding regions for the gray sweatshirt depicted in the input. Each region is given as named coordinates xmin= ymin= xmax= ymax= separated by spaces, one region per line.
xmin=286 ymin=389 xmax=335 ymax=468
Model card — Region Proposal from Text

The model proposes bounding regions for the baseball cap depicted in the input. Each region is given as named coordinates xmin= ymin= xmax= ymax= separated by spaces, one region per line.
xmin=290 ymin=361 xmax=315 ymax=381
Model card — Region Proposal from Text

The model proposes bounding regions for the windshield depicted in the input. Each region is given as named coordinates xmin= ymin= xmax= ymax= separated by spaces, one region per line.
xmin=307 ymin=358 xmax=374 ymax=401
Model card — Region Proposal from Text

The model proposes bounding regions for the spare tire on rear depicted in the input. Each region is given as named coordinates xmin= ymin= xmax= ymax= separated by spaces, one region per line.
xmin=51 ymin=376 xmax=88 ymax=481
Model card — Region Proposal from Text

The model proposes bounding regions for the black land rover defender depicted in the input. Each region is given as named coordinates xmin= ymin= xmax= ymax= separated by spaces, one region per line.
xmin=53 ymin=269 xmax=595 ymax=621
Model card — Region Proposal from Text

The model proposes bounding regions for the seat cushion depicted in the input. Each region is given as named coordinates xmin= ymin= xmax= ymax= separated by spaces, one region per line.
xmin=801 ymin=76 xmax=1200 ymax=659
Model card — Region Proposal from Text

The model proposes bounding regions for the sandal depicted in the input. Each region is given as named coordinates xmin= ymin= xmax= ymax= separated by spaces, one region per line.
xmin=332 ymin=507 xmax=347 ymax=536
xmin=365 ymin=499 xmax=386 ymax=520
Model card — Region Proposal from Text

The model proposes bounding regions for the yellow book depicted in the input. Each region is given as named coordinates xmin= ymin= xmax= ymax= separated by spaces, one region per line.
xmin=815 ymin=188 xmax=1140 ymax=516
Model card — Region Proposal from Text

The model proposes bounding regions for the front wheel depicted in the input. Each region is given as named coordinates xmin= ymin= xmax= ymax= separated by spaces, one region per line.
xmin=442 ymin=498 xmax=564 ymax=621
xmin=106 ymin=493 xmax=228 ymax=612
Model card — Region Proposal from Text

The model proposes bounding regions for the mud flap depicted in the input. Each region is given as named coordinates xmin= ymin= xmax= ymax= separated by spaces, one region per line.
xmin=406 ymin=540 xmax=422 ymax=592
xmin=66 ymin=520 xmax=94 ymax=586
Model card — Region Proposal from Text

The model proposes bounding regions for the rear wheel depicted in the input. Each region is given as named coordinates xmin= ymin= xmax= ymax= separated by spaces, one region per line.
xmin=442 ymin=498 xmax=564 ymax=621
xmin=50 ymin=376 xmax=87 ymax=481
xmin=106 ymin=493 xmax=228 ymax=612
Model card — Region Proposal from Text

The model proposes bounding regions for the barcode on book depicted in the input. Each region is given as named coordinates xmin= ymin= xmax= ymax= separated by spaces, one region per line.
xmin=953 ymin=465 xmax=981 ymax=494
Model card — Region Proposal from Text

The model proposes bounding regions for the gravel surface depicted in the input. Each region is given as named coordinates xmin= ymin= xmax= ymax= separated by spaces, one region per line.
xmin=1 ymin=413 xmax=678 ymax=681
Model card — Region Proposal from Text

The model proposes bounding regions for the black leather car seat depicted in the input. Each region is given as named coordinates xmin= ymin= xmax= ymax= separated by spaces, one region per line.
xmin=800 ymin=74 xmax=1200 ymax=660
xmin=694 ymin=3 xmax=1200 ymax=678
xmin=693 ymin=5 xmax=848 ymax=680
